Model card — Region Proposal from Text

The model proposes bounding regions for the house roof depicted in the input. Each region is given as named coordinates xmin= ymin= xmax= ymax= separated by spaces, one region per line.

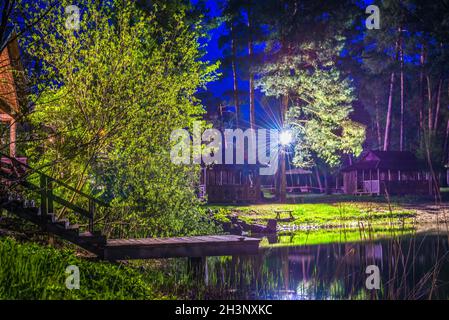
xmin=0 ymin=26 xmax=14 ymax=53
xmin=341 ymin=150 xmax=429 ymax=172
xmin=0 ymin=27 xmax=24 ymax=117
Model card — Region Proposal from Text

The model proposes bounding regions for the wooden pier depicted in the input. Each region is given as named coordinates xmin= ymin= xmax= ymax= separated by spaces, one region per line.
xmin=104 ymin=235 xmax=261 ymax=260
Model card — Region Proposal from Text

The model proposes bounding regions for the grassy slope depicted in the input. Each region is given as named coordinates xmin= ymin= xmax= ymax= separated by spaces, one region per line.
xmin=0 ymin=238 xmax=170 ymax=300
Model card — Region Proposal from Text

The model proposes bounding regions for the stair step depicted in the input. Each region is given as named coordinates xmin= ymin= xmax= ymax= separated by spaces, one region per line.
xmin=65 ymin=223 xmax=79 ymax=231
xmin=54 ymin=219 xmax=69 ymax=228
xmin=78 ymin=232 xmax=107 ymax=244
xmin=43 ymin=213 xmax=56 ymax=222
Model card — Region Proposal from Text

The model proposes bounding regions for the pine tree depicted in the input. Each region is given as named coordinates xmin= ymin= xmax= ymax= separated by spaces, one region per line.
xmin=256 ymin=0 xmax=365 ymax=197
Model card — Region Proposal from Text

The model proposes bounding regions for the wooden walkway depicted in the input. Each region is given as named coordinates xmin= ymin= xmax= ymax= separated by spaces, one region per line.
xmin=104 ymin=235 xmax=261 ymax=260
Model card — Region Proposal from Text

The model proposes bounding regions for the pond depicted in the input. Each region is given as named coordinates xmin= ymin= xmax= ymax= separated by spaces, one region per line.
xmin=178 ymin=228 xmax=449 ymax=300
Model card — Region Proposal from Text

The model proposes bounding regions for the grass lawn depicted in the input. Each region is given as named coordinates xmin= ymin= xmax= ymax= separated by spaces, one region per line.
xmin=208 ymin=200 xmax=415 ymax=229
xmin=207 ymin=198 xmax=419 ymax=246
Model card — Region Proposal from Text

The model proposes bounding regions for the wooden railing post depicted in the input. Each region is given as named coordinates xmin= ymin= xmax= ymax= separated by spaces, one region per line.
xmin=47 ymin=179 xmax=54 ymax=214
xmin=40 ymin=175 xmax=48 ymax=216
xmin=89 ymin=199 xmax=95 ymax=233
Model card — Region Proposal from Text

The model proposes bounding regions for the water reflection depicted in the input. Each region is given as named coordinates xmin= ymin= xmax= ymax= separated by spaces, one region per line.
xmin=188 ymin=232 xmax=449 ymax=300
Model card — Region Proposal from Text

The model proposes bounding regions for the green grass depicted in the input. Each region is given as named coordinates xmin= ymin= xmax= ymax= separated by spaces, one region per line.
xmin=0 ymin=238 xmax=170 ymax=300
xmin=208 ymin=202 xmax=415 ymax=229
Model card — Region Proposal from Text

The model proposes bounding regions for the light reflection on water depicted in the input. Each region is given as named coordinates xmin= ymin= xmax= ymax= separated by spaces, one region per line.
xmin=187 ymin=231 xmax=449 ymax=300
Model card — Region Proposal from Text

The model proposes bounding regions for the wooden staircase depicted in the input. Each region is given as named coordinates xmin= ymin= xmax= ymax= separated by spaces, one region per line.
xmin=0 ymin=153 xmax=107 ymax=257
xmin=1 ymin=153 xmax=262 ymax=260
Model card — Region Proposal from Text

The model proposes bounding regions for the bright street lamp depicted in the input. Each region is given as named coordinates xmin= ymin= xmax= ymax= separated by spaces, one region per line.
xmin=279 ymin=130 xmax=293 ymax=146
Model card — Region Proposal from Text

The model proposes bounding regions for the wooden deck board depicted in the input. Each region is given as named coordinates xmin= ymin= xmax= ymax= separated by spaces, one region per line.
xmin=104 ymin=235 xmax=261 ymax=260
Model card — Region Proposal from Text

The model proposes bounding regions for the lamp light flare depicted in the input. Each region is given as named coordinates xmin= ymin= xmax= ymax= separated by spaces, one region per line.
xmin=279 ymin=130 xmax=293 ymax=146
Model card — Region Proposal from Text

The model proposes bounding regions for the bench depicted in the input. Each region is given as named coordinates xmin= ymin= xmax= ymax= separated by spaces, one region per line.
xmin=274 ymin=209 xmax=294 ymax=220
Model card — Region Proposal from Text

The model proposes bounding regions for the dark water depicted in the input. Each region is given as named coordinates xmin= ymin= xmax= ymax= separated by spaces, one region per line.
xmin=185 ymin=232 xmax=449 ymax=300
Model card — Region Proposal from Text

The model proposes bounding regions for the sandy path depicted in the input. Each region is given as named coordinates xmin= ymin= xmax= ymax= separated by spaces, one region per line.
xmin=400 ymin=203 xmax=449 ymax=225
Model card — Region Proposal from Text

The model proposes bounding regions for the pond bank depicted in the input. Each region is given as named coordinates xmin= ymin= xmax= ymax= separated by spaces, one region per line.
xmin=207 ymin=200 xmax=449 ymax=242
xmin=0 ymin=238 xmax=172 ymax=299
xmin=209 ymin=202 xmax=414 ymax=227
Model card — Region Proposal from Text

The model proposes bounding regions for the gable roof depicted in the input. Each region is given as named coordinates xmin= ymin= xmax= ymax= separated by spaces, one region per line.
xmin=366 ymin=150 xmax=418 ymax=162
xmin=0 ymin=26 xmax=14 ymax=53
xmin=342 ymin=150 xmax=428 ymax=172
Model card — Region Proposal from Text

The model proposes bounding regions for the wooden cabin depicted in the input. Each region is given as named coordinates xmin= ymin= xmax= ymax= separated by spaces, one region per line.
xmin=261 ymin=168 xmax=313 ymax=194
xmin=285 ymin=168 xmax=313 ymax=193
xmin=0 ymin=29 xmax=23 ymax=158
xmin=201 ymin=164 xmax=261 ymax=203
xmin=341 ymin=150 xmax=435 ymax=196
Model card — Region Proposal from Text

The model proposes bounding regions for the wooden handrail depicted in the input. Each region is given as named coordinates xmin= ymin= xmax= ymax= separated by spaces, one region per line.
xmin=1 ymin=152 xmax=110 ymax=233
xmin=0 ymin=152 xmax=109 ymax=207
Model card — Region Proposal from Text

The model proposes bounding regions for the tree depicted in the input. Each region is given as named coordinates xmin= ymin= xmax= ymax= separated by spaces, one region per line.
xmin=353 ymin=1 xmax=449 ymax=162
xmin=218 ymin=0 xmax=244 ymax=128
xmin=255 ymin=0 xmax=365 ymax=197
xmin=23 ymin=0 xmax=219 ymax=237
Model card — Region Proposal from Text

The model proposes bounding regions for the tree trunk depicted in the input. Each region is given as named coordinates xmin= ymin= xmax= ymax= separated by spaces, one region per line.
xmin=279 ymin=151 xmax=286 ymax=202
xmin=383 ymin=40 xmax=399 ymax=151
xmin=399 ymin=31 xmax=405 ymax=151
xmin=419 ymin=45 xmax=425 ymax=147
xmin=279 ymin=95 xmax=288 ymax=202
xmin=314 ymin=168 xmax=323 ymax=193
xmin=383 ymin=71 xmax=396 ymax=151
xmin=247 ymin=13 xmax=255 ymax=129
xmin=230 ymin=23 xmax=240 ymax=128
xmin=427 ymin=75 xmax=433 ymax=133
xmin=375 ymin=96 xmax=382 ymax=149
xmin=324 ymin=171 xmax=330 ymax=195
xmin=433 ymin=78 xmax=442 ymax=132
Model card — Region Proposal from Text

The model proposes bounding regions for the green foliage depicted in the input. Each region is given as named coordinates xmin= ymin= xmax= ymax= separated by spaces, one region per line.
xmin=20 ymin=0 xmax=219 ymax=237
xmin=257 ymin=46 xmax=365 ymax=168
xmin=0 ymin=238 xmax=166 ymax=299
xmin=287 ymin=69 xmax=365 ymax=167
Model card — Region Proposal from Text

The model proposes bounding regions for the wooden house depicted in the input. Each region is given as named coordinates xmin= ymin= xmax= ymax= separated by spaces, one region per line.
xmin=201 ymin=164 xmax=261 ymax=203
xmin=285 ymin=168 xmax=313 ymax=193
xmin=0 ymin=28 xmax=23 ymax=158
xmin=261 ymin=167 xmax=313 ymax=194
xmin=341 ymin=150 xmax=436 ymax=196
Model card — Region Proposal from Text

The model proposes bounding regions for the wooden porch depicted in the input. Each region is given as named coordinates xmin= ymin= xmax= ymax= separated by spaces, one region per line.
xmin=345 ymin=169 xmax=433 ymax=196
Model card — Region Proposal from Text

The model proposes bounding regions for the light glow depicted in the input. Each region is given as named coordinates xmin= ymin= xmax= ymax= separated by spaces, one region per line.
xmin=279 ymin=130 xmax=293 ymax=146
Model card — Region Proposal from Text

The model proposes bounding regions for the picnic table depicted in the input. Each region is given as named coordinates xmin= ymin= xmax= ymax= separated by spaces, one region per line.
xmin=274 ymin=209 xmax=294 ymax=220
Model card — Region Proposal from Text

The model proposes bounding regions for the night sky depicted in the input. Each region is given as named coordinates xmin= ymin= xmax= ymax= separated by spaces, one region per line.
xmin=196 ymin=0 xmax=375 ymax=130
